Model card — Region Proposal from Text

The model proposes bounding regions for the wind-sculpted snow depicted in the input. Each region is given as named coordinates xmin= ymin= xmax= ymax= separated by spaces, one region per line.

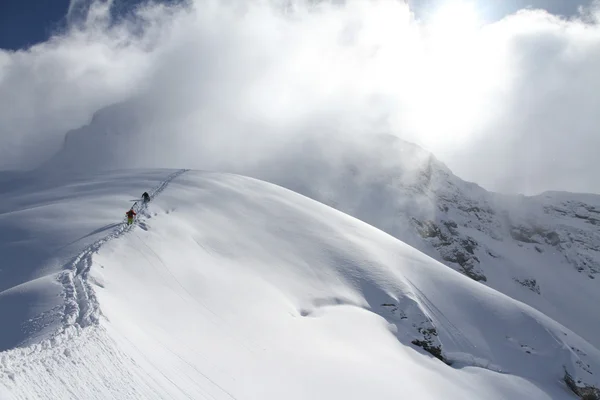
xmin=1 ymin=170 xmax=599 ymax=399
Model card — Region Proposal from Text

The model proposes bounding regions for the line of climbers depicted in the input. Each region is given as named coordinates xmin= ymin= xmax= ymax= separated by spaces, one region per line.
xmin=126 ymin=191 xmax=150 ymax=225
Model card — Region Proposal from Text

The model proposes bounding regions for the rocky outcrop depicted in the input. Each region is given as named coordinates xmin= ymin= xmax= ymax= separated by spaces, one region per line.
xmin=380 ymin=297 xmax=449 ymax=365
xmin=413 ymin=218 xmax=486 ymax=282
xmin=514 ymin=278 xmax=541 ymax=294
xmin=411 ymin=330 xmax=445 ymax=363
xmin=507 ymin=218 xmax=599 ymax=278
xmin=565 ymin=369 xmax=600 ymax=400
xmin=509 ymin=225 xmax=561 ymax=245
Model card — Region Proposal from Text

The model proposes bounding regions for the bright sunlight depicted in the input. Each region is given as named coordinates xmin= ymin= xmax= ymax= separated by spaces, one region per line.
xmin=429 ymin=0 xmax=483 ymax=37
xmin=401 ymin=0 xmax=502 ymax=149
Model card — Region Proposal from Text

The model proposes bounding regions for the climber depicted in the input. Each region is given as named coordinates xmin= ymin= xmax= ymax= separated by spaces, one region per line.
xmin=126 ymin=208 xmax=137 ymax=225
xmin=142 ymin=191 xmax=150 ymax=203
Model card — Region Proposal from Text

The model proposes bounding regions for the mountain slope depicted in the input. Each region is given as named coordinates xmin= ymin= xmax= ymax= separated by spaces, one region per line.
xmin=1 ymin=169 xmax=599 ymax=399
xmin=255 ymin=134 xmax=600 ymax=351
xmin=42 ymin=113 xmax=600 ymax=355
xmin=42 ymin=109 xmax=600 ymax=358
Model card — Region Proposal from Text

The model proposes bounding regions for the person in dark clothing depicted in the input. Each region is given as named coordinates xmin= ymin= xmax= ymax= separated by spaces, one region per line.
xmin=142 ymin=192 xmax=150 ymax=203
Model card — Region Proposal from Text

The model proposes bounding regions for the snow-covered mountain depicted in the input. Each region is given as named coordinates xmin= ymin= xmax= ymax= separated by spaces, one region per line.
xmin=1 ymin=169 xmax=599 ymax=400
xmin=270 ymin=134 xmax=600 ymax=352
xmin=1 ymin=103 xmax=599 ymax=398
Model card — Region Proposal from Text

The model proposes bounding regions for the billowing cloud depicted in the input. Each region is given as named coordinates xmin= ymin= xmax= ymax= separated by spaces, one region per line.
xmin=0 ymin=0 xmax=599 ymax=195
xmin=443 ymin=4 xmax=600 ymax=194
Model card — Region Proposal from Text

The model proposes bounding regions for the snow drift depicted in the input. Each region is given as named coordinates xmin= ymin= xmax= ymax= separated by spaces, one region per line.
xmin=1 ymin=169 xmax=599 ymax=399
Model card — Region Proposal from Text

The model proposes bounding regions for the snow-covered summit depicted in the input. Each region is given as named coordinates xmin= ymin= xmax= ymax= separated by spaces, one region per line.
xmin=42 ymin=109 xmax=600 ymax=350
xmin=1 ymin=169 xmax=599 ymax=399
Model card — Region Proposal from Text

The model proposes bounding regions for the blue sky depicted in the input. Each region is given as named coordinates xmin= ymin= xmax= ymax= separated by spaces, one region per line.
xmin=1 ymin=0 xmax=594 ymax=50
xmin=0 ymin=0 xmax=168 ymax=50
xmin=0 ymin=0 xmax=70 ymax=50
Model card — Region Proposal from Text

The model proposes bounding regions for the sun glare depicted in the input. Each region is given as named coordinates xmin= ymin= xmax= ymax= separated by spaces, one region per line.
xmin=396 ymin=1 xmax=501 ymax=150
xmin=429 ymin=0 xmax=482 ymax=37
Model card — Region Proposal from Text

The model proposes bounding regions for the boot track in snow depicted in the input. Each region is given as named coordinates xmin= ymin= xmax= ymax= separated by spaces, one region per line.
xmin=58 ymin=169 xmax=188 ymax=333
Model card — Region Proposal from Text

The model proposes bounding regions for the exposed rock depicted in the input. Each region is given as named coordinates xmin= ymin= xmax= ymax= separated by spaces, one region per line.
xmin=460 ymin=261 xmax=487 ymax=282
xmin=545 ymin=231 xmax=561 ymax=246
xmin=381 ymin=303 xmax=406 ymax=319
xmin=412 ymin=338 xmax=446 ymax=364
xmin=379 ymin=298 xmax=449 ymax=365
xmin=487 ymin=249 xmax=500 ymax=258
xmin=514 ymin=278 xmax=541 ymax=294
xmin=413 ymin=219 xmax=487 ymax=282
xmin=414 ymin=219 xmax=444 ymax=240
xmin=443 ymin=220 xmax=458 ymax=235
xmin=510 ymin=227 xmax=540 ymax=243
xmin=461 ymin=238 xmax=477 ymax=254
xmin=564 ymin=369 xmax=600 ymax=400
xmin=411 ymin=326 xmax=450 ymax=364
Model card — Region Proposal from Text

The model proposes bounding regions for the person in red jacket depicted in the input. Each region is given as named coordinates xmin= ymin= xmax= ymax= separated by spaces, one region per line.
xmin=126 ymin=208 xmax=136 ymax=225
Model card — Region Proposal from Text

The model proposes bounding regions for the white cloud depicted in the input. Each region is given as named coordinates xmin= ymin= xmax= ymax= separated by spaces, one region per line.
xmin=1 ymin=0 xmax=599 ymax=195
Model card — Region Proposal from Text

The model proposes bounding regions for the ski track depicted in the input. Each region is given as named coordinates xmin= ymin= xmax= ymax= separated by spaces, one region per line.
xmin=58 ymin=168 xmax=188 ymax=333
xmin=0 ymin=168 xmax=188 ymax=378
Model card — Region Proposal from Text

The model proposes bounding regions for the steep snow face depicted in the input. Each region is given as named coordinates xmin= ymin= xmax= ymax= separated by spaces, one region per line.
xmin=1 ymin=170 xmax=599 ymax=399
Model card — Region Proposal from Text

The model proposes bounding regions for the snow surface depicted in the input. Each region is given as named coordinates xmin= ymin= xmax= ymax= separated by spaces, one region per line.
xmin=45 ymin=111 xmax=600 ymax=356
xmin=252 ymin=134 xmax=600 ymax=352
xmin=1 ymin=169 xmax=598 ymax=399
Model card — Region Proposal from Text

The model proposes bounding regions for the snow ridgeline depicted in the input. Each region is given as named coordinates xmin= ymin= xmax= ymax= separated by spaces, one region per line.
xmin=57 ymin=169 xmax=188 ymax=333
xmin=0 ymin=170 xmax=599 ymax=399
xmin=0 ymin=170 xmax=186 ymax=399
xmin=49 ymin=117 xmax=600 ymax=356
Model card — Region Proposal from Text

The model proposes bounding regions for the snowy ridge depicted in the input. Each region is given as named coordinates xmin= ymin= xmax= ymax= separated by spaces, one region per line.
xmin=0 ymin=169 xmax=188 ymax=399
xmin=57 ymin=169 xmax=188 ymax=332
xmin=44 ymin=112 xmax=600 ymax=343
